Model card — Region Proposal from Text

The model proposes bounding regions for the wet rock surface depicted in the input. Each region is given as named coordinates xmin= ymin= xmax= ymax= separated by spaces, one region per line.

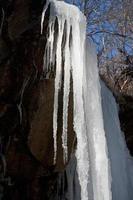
xmin=0 ymin=0 xmax=76 ymax=199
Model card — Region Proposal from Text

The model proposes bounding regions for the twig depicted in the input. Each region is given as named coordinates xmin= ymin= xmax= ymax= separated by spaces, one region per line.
xmin=88 ymin=30 xmax=133 ymax=40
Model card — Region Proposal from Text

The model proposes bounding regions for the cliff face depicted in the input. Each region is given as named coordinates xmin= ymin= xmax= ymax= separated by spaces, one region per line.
xmin=0 ymin=0 xmax=76 ymax=199
xmin=119 ymin=96 xmax=133 ymax=156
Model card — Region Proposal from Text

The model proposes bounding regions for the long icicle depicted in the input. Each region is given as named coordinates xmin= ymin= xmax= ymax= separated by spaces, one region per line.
xmin=53 ymin=17 xmax=65 ymax=163
xmin=71 ymin=15 xmax=90 ymax=200
xmin=62 ymin=20 xmax=71 ymax=162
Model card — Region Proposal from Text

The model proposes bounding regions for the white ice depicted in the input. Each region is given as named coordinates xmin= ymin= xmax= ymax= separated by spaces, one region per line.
xmin=101 ymin=81 xmax=133 ymax=200
xmin=41 ymin=0 xmax=133 ymax=200
xmin=83 ymin=40 xmax=112 ymax=200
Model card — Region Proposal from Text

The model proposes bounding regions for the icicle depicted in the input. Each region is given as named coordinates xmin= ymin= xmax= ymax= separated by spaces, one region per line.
xmin=62 ymin=20 xmax=71 ymax=162
xmin=70 ymin=13 xmax=91 ymax=200
xmin=42 ymin=19 xmax=55 ymax=75
xmin=53 ymin=17 xmax=65 ymax=163
xmin=41 ymin=0 xmax=49 ymax=34
xmin=49 ymin=19 xmax=55 ymax=69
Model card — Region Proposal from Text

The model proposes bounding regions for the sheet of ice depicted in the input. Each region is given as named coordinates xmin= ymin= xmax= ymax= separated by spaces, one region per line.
xmin=57 ymin=155 xmax=81 ymax=200
xmin=101 ymin=81 xmax=133 ymax=200
xmin=83 ymin=40 xmax=112 ymax=200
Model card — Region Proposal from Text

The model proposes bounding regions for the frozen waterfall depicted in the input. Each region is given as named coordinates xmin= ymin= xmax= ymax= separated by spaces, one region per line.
xmin=101 ymin=81 xmax=133 ymax=200
xmin=41 ymin=0 xmax=133 ymax=200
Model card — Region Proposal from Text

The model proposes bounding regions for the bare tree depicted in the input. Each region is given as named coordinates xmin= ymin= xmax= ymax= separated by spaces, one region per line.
xmin=67 ymin=0 xmax=133 ymax=63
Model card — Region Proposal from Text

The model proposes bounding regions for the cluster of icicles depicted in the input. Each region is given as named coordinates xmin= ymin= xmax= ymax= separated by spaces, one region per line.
xmin=41 ymin=0 xmax=87 ymax=166
xmin=41 ymin=1 xmax=133 ymax=200
xmin=41 ymin=0 xmax=111 ymax=199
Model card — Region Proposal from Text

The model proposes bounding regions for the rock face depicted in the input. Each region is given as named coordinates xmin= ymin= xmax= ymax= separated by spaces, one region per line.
xmin=0 ymin=0 xmax=76 ymax=199
xmin=27 ymin=79 xmax=75 ymax=171
xmin=119 ymin=96 xmax=133 ymax=156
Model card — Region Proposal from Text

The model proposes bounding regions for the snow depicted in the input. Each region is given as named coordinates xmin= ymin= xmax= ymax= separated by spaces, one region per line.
xmin=41 ymin=0 xmax=133 ymax=200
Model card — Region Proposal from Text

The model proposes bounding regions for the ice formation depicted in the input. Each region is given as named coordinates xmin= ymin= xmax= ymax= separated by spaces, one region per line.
xmin=101 ymin=81 xmax=133 ymax=200
xmin=41 ymin=0 xmax=133 ymax=200
xmin=83 ymin=41 xmax=111 ymax=200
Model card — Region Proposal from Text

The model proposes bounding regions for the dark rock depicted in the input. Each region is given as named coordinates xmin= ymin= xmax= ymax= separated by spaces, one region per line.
xmin=26 ymin=79 xmax=75 ymax=172
xmin=8 ymin=0 xmax=30 ymax=40
xmin=0 ymin=38 xmax=9 ymax=61
xmin=0 ymin=0 xmax=76 ymax=199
